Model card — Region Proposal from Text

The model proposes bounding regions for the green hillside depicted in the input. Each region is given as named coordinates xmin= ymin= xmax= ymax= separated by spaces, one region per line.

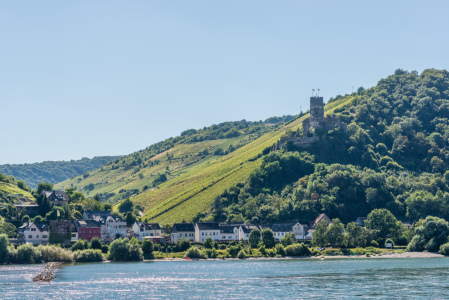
xmin=55 ymin=116 xmax=295 ymax=204
xmin=0 ymin=156 xmax=123 ymax=189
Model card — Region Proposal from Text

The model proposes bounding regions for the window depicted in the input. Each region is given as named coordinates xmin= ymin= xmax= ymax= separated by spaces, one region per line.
xmin=36 ymin=235 xmax=39 ymax=239
xmin=28 ymin=235 xmax=32 ymax=238
xmin=31 ymin=228 xmax=36 ymax=232
xmin=213 ymin=232 xmax=215 ymax=235
xmin=202 ymin=232 xmax=204 ymax=236
xmin=43 ymin=235 xmax=48 ymax=238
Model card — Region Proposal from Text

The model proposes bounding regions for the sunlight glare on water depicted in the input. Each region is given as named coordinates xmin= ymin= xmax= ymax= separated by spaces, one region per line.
xmin=1 ymin=258 xmax=449 ymax=299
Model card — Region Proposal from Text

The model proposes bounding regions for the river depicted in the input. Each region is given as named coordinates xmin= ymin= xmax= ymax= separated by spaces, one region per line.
xmin=1 ymin=258 xmax=448 ymax=299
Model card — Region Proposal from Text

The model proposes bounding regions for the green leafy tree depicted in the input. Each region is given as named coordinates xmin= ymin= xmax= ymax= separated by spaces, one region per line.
xmin=312 ymin=220 xmax=328 ymax=247
xmin=0 ymin=221 xmax=17 ymax=238
xmin=90 ymin=237 xmax=102 ymax=250
xmin=118 ymin=198 xmax=134 ymax=213
xmin=325 ymin=218 xmax=344 ymax=246
xmin=108 ymin=238 xmax=143 ymax=261
xmin=0 ymin=234 xmax=9 ymax=263
xmin=249 ymin=229 xmax=261 ymax=248
xmin=365 ymin=209 xmax=403 ymax=243
xmin=261 ymin=229 xmax=275 ymax=248
xmin=204 ymin=237 xmax=213 ymax=249
xmin=142 ymin=239 xmax=154 ymax=259
xmin=280 ymin=233 xmax=296 ymax=247
xmin=37 ymin=182 xmax=53 ymax=194
xmin=344 ymin=222 xmax=369 ymax=248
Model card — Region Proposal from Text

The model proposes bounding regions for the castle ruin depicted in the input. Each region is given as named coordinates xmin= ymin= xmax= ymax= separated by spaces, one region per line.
xmin=274 ymin=96 xmax=347 ymax=150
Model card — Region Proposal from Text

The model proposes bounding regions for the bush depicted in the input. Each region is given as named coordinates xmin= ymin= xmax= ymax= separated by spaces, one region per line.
xmin=90 ymin=237 xmax=102 ymax=250
xmin=237 ymin=250 xmax=247 ymax=259
xmin=38 ymin=245 xmax=73 ymax=262
xmin=285 ymin=243 xmax=311 ymax=256
xmin=228 ymin=245 xmax=240 ymax=257
xmin=108 ymin=238 xmax=143 ymax=261
xmin=185 ymin=246 xmax=205 ymax=259
xmin=275 ymin=244 xmax=286 ymax=256
xmin=258 ymin=245 xmax=266 ymax=256
xmin=323 ymin=249 xmax=343 ymax=256
xmin=72 ymin=239 xmax=88 ymax=251
xmin=15 ymin=244 xmax=41 ymax=264
xmin=101 ymin=245 xmax=109 ymax=254
xmin=407 ymin=235 xmax=426 ymax=252
xmin=74 ymin=249 xmax=105 ymax=262
xmin=175 ymin=239 xmax=191 ymax=252
xmin=439 ymin=243 xmax=449 ymax=255
xmin=153 ymin=251 xmax=167 ymax=259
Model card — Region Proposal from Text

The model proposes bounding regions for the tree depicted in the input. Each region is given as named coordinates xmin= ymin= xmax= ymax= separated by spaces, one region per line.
xmin=125 ymin=212 xmax=137 ymax=227
xmin=249 ymin=229 xmax=261 ymax=248
xmin=175 ymin=239 xmax=191 ymax=252
xmin=118 ymin=198 xmax=133 ymax=213
xmin=365 ymin=209 xmax=403 ymax=243
xmin=312 ymin=220 xmax=328 ymax=247
xmin=81 ymin=199 xmax=103 ymax=211
xmin=408 ymin=216 xmax=449 ymax=252
xmin=344 ymin=222 xmax=369 ymax=248
xmin=37 ymin=182 xmax=53 ymax=194
xmin=0 ymin=233 xmax=9 ymax=263
xmin=261 ymin=229 xmax=275 ymax=248
xmin=90 ymin=237 xmax=102 ymax=250
xmin=204 ymin=237 xmax=213 ymax=249
xmin=108 ymin=238 xmax=143 ymax=261
xmin=280 ymin=233 xmax=296 ymax=247
xmin=103 ymin=203 xmax=113 ymax=211
xmin=0 ymin=221 xmax=17 ymax=237
xmin=325 ymin=218 xmax=344 ymax=246
xmin=142 ymin=239 xmax=154 ymax=259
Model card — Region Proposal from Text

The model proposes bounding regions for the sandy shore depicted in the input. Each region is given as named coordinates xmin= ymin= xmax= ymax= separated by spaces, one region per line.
xmin=143 ymin=251 xmax=445 ymax=262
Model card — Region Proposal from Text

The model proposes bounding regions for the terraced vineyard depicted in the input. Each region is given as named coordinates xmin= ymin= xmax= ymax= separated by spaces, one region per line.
xmin=55 ymin=118 xmax=292 ymax=205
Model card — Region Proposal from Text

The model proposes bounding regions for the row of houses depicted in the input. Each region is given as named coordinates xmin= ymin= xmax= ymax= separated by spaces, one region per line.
xmin=170 ymin=213 xmax=331 ymax=243
xmin=16 ymin=211 xmax=332 ymax=245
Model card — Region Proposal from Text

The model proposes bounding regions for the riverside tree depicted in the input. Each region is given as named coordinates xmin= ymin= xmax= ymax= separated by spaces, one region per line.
xmin=261 ymin=229 xmax=275 ymax=248
xmin=249 ymin=229 xmax=261 ymax=248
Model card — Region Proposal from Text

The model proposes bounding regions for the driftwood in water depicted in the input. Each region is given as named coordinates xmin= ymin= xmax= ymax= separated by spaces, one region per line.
xmin=33 ymin=262 xmax=62 ymax=282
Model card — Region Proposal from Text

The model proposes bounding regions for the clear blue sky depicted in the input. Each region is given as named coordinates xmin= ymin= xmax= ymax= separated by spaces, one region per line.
xmin=1 ymin=0 xmax=448 ymax=164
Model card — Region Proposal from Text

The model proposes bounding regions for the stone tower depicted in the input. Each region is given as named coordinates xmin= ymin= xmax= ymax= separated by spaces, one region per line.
xmin=309 ymin=96 xmax=324 ymax=128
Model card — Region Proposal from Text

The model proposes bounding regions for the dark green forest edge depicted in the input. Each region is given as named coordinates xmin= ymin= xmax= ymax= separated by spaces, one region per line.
xmin=0 ymin=156 xmax=123 ymax=189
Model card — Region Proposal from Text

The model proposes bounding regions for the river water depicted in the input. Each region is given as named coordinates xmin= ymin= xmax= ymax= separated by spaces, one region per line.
xmin=1 ymin=258 xmax=449 ymax=299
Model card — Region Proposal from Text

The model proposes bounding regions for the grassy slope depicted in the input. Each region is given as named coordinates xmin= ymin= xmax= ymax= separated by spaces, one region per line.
xmin=136 ymin=95 xmax=355 ymax=224
xmin=0 ymin=182 xmax=35 ymax=201
xmin=55 ymin=135 xmax=262 ymax=203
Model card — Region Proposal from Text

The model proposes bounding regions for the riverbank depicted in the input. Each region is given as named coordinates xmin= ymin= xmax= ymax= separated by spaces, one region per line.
xmin=143 ymin=251 xmax=444 ymax=262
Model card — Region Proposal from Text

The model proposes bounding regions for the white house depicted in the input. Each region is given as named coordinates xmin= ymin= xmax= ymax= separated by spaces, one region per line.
xmin=90 ymin=215 xmax=127 ymax=242
xmin=271 ymin=223 xmax=306 ymax=241
xmin=171 ymin=223 xmax=195 ymax=243
xmin=238 ymin=225 xmax=263 ymax=241
xmin=219 ymin=224 xmax=240 ymax=241
xmin=195 ymin=222 xmax=220 ymax=243
xmin=18 ymin=222 xmax=49 ymax=245
xmin=132 ymin=222 xmax=162 ymax=241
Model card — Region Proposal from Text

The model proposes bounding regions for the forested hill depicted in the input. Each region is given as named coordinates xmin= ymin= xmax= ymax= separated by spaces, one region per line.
xmin=59 ymin=69 xmax=449 ymax=227
xmin=0 ymin=156 xmax=123 ymax=189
